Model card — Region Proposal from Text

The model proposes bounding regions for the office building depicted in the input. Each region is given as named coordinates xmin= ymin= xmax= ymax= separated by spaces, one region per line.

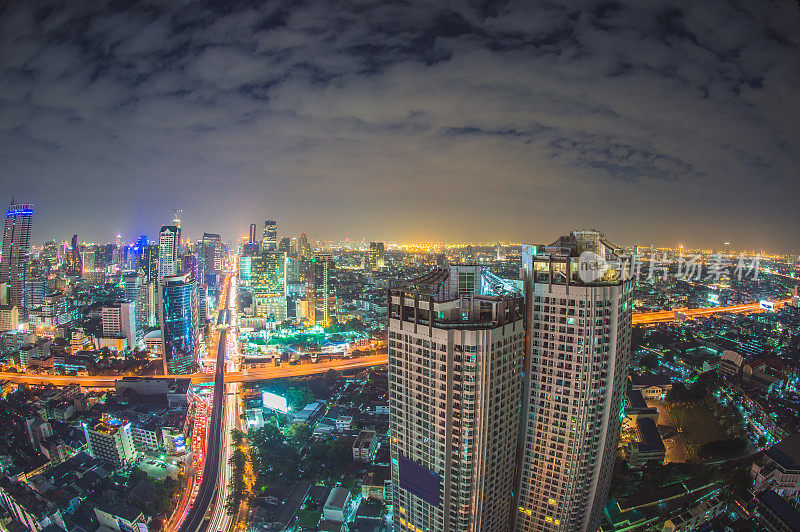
xmin=297 ymin=231 xmax=311 ymax=258
xmin=249 ymin=223 xmax=257 ymax=245
xmin=239 ymin=256 xmax=252 ymax=282
xmin=102 ymin=302 xmax=136 ymax=349
xmin=251 ymin=251 xmax=287 ymax=321
xmin=159 ymin=273 xmax=198 ymax=374
xmin=83 ymin=418 xmax=136 ymax=468
xmin=157 ymin=225 xmax=181 ymax=282
xmin=81 ymin=249 xmax=95 ymax=278
xmin=140 ymin=244 xmax=159 ymax=284
xmin=0 ymin=305 xmax=19 ymax=332
xmin=67 ymin=234 xmax=82 ymax=276
xmin=41 ymin=240 xmax=58 ymax=269
xmin=182 ymin=252 xmax=199 ymax=282
xmin=368 ymin=241 xmax=386 ymax=271
xmin=201 ymin=232 xmax=223 ymax=275
xmin=278 ymin=237 xmax=291 ymax=253
xmin=389 ymin=265 xmax=525 ymax=532
xmin=515 ymin=231 xmax=633 ymax=532
xmin=306 ymin=253 xmax=334 ymax=327
xmin=125 ymin=271 xmax=152 ymax=337
xmin=262 ymin=220 xmax=278 ymax=251
xmin=197 ymin=283 xmax=209 ymax=322
xmin=1 ymin=202 xmax=33 ymax=309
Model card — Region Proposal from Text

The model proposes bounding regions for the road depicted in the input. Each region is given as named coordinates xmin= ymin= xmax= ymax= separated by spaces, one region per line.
xmin=0 ymin=353 xmax=390 ymax=387
xmin=176 ymin=271 xmax=233 ymax=532
xmin=1 ymin=297 xmax=792 ymax=390
xmin=632 ymin=297 xmax=792 ymax=325
xmin=206 ymin=382 xmax=237 ymax=532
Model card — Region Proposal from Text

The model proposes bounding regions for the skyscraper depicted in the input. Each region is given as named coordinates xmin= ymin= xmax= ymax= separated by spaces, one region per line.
xmin=68 ymin=234 xmax=82 ymax=276
xmin=368 ymin=241 xmax=386 ymax=271
xmin=249 ymin=223 xmax=257 ymax=245
xmin=124 ymin=272 xmax=151 ymax=341
xmin=41 ymin=241 xmax=58 ymax=270
xmin=159 ymin=273 xmax=198 ymax=374
xmin=389 ymin=265 xmax=525 ymax=532
xmin=201 ymin=232 xmax=223 ymax=275
xmin=140 ymin=244 xmax=159 ymax=285
xmin=514 ymin=231 xmax=633 ymax=532
xmin=158 ymin=225 xmax=181 ymax=283
xmin=0 ymin=202 xmax=33 ymax=309
xmin=251 ymin=251 xmax=287 ymax=321
xmin=306 ymin=253 xmax=334 ymax=327
xmin=297 ymin=232 xmax=311 ymax=258
xmin=262 ymin=220 xmax=278 ymax=251
xmin=182 ymin=252 xmax=199 ymax=282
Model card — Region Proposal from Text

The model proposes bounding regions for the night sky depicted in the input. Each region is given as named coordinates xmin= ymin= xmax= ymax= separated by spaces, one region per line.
xmin=1 ymin=1 xmax=798 ymax=250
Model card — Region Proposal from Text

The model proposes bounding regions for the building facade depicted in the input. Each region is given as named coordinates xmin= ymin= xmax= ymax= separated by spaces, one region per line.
xmin=262 ymin=220 xmax=278 ymax=251
xmin=83 ymin=419 xmax=136 ymax=468
xmin=157 ymin=225 xmax=181 ymax=283
xmin=515 ymin=231 xmax=633 ymax=532
xmin=389 ymin=265 xmax=525 ymax=532
xmin=0 ymin=202 xmax=34 ymax=309
xmin=159 ymin=273 xmax=198 ymax=374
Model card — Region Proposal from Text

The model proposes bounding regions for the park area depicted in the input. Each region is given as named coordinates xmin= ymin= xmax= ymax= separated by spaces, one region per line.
xmin=665 ymin=403 xmax=731 ymax=458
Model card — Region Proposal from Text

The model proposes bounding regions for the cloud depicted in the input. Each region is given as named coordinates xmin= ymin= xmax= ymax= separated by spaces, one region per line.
xmin=0 ymin=0 xmax=798 ymax=250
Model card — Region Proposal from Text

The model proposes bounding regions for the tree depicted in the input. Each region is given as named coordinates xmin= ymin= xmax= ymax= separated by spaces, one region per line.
xmin=344 ymin=318 xmax=366 ymax=332
xmin=640 ymin=353 xmax=659 ymax=372
xmin=231 ymin=428 xmax=246 ymax=446
xmin=285 ymin=423 xmax=313 ymax=445
xmin=225 ymin=448 xmax=248 ymax=515
xmin=286 ymin=386 xmax=315 ymax=410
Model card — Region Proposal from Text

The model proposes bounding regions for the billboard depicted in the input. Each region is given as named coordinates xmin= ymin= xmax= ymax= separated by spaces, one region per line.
xmin=399 ymin=454 xmax=441 ymax=507
xmin=759 ymin=300 xmax=775 ymax=311
xmin=263 ymin=391 xmax=289 ymax=413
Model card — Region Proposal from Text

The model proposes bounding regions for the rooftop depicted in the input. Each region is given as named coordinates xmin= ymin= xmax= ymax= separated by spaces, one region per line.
xmin=765 ymin=433 xmax=800 ymax=471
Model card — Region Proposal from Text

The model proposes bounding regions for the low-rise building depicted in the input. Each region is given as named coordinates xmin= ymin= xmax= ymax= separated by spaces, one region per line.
xmin=362 ymin=465 xmax=390 ymax=502
xmin=323 ymin=486 xmax=352 ymax=523
xmin=352 ymin=430 xmax=377 ymax=463
xmin=629 ymin=373 xmax=673 ymax=400
xmin=752 ymin=433 xmax=800 ymax=498
xmin=754 ymin=489 xmax=800 ymax=532
xmin=335 ymin=415 xmax=353 ymax=431
xmin=719 ymin=349 xmax=744 ymax=377
xmin=0 ymin=477 xmax=66 ymax=531
xmin=626 ymin=417 xmax=666 ymax=469
xmin=83 ymin=419 xmax=135 ymax=468
xmin=94 ymin=498 xmax=148 ymax=532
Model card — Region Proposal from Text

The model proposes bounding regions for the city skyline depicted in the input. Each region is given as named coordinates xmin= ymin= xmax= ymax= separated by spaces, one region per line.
xmin=1 ymin=1 xmax=799 ymax=250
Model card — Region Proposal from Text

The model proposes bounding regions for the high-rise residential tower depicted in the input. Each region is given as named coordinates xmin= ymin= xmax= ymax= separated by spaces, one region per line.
xmin=159 ymin=273 xmax=198 ymax=374
xmin=262 ymin=220 xmax=278 ymax=251
xmin=158 ymin=225 xmax=181 ymax=283
xmin=0 ymin=202 xmax=34 ymax=309
xmin=388 ymin=265 xmax=525 ymax=532
xmin=514 ymin=231 xmax=633 ymax=532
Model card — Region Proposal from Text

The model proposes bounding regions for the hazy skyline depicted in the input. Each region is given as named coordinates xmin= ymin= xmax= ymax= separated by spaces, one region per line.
xmin=1 ymin=1 xmax=799 ymax=250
